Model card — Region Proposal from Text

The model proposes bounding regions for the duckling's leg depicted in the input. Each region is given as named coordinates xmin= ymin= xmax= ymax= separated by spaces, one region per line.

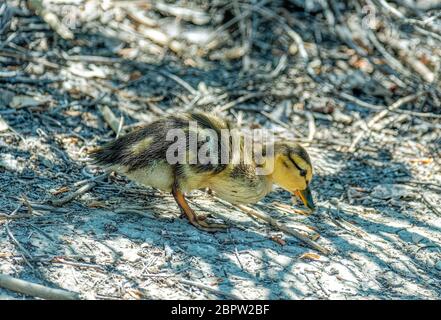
xmin=172 ymin=185 xmax=227 ymax=232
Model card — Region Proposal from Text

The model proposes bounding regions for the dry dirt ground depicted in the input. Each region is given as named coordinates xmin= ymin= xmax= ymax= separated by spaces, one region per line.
xmin=1 ymin=0 xmax=441 ymax=300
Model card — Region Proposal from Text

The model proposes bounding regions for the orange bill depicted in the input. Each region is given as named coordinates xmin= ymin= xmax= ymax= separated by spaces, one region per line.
xmin=293 ymin=187 xmax=316 ymax=212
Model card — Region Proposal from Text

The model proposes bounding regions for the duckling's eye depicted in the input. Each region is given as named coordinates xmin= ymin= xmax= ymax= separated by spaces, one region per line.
xmin=288 ymin=156 xmax=307 ymax=177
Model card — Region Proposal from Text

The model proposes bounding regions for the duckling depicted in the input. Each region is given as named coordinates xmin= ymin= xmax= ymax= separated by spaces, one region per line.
xmin=90 ymin=112 xmax=315 ymax=232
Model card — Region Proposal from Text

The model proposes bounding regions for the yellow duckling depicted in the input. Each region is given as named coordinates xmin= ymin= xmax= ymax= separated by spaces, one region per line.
xmin=90 ymin=112 xmax=315 ymax=232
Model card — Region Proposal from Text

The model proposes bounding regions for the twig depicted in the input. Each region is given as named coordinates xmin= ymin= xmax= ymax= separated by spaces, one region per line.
xmin=63 ymin=53 xmax=197 ymax=95
xmin=5 ymin=222 xmax=34 ymax=270
xmin=0 ymin=49 xmax=59 ymax=69
xmin=51 ymin=258 xmax=106 ymax=272
xmin=204 ymin=0 xmax=270 ymax=47
xmin=260 ymin=110 xmax=289 ymax=129
xmin=157 ymin=70 xmax=197 ymax=95
xmin=349 ymin=93 xmax=423 ymax=152
xmin=339 ymin=92 xmax=384 ymax=111
xmin=153 ymin=2 xmax=210 ymax=25
xmin=98 ymin=105 xmax=122 ymax=135
xmin=0 ymin=274 xmax=80 ymax=300
xmin=395 ymin=179 xmax=441 ymax=191
xmin=116 ymin=116 xmax=124 ymax=139
xmin=327 ymin=204 xmax=369 ymax=238
xmin=0 ymin=213 xmax=34 ymax=220
xmin=413 ymin=25 xmax=441 ymax=42
xmin=28 ymin=0 xmax=74 ymax=40
xmin=244 ymin=5 xmax=309 ymax=62
xmin=233 ymin=0 xmax=251 ymax=71
xmin=0 ymin=204 xmax=31 ymax=220
xmin=19 ymin=221 xmax=55 ymax=242
xmin=231 ymin=203 xmax=330 ymax=255
xmin=217 ymin=92 xmax=265 ymax=112
xmin=421 ymin=194 xmax=441 ymax=217
xmin=227 ymin=229 xmax=245 ymax=270
xmin=368 ymin=4 xmax=441 ymax=59
xmin=305 ymin=111 xmax=316 ymax=142
xmin=125 ymin=6 xmax=157 ymax=27
xmin=268 ymin=54 xmax=288 ymax=78
xmin=177 ymin=278 xmax=243 ymax=300
xmin=21 ymin=195 xmax=33 ymax=215
xmin=376 ymin=33 xmax=436 ymax=82
xmin=339 ymin=92 xmax=441 ymax=118
xmin=50 ymin=182 xmax=97 ymax=207
xmin=73 ymin=173 xmax=108 ymax=187
xmin=367 ymin=30 xmax=413 ymax=78
xmin=404 ymin=13 xmax=441 ymax=36
xmin=376 ymin=0 xmax=405 ymax=19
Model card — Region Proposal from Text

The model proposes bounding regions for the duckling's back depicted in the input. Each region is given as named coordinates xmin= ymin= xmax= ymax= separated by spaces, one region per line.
xmin=90 ymin=112 xmax=231 ymax=192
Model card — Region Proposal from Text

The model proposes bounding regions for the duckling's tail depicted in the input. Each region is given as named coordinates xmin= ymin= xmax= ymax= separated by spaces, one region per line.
xmin=87 ymin=140 xmax=127 ymax=167
xmin=87 ymin=126 xmax=161 ymax=170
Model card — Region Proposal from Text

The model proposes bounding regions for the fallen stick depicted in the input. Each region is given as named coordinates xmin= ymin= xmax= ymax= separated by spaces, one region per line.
xmin=339 ymin=92 xmax=383 ymax=111
xmin=5 ymin=222 xmax=34 ymax=270
xmin=260 ymin=110 xmax=289 ymax=129
xmin=154 ymin=2 xmax=211 ymax=25
xmin=74 ymin=173 xmax=108 ymax=187
xmin=421 ymin=194 xmax=441 ymax=217
xmin=305 ymin=111 xmax=316 ymax=142
xmin=0 ymin=274 xmax=80 ymax=300
xmin=177 ymin=279 xmax=243 ymax=300
xmin=0 ymin=204 xmax=29 ymax=221
xmin=28 ymin=0 xmax=74 ymax=40
xmin=235 ymin=204 xmax=330 ymax=255
xmin=0 ymin=115 xmax=9 ymax=132
xmin=214 ymin=196 xmax=329 ymax=254
xmin=377 ymin=33 xmax=436 ymax=83
xmin=217 ymin=92 xmax=265 ymax=112
xmin=21 ymin=194 xmax=33 ymax=215
xmin=50 ymin=182 xmax=96 ymax=207
xmin=125 ymin=6 xmax=157 ymax=27
xmin=157 ymin=69 xmax=197 ymax=95
xmin=0 ymin=213 xmax=34 ymax=220
xmin=339 ymin=91 xmax=441 ymax=118
xmin=349 ymin=93 xmax=423 ymax=152
xmin=138 ymin=26 xmax=184 ymax=54
xmin=204 ymin=0 xmax=270 ymax=47
xmin=97 ymin=105 xmax=121 ymax=135
xmin=377 ymin=0 xmax=405 ymax=18
xmin=51 ymin=258 xmax=106 ymax=271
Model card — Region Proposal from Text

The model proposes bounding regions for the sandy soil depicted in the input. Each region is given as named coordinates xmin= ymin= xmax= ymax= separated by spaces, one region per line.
xmin=1 ymin=0 xmax=440 ymax=300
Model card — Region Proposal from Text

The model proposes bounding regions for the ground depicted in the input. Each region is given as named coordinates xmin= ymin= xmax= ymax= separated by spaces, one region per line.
xmin=0 ymin=0 xmax=440 ymax=300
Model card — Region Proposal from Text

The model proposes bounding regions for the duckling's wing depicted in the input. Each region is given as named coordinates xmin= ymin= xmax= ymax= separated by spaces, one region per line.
xmin=90 ymin=116 xmax=188 ymax=171
xmin=183 ymin=112 xmax=232 ymax=175
xmin=90 ymin=113 xmax=232 ymax=174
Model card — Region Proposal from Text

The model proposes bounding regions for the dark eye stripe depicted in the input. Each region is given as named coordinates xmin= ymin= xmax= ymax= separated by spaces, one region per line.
xmin=288 ymin=156 xmax=307 ymax=177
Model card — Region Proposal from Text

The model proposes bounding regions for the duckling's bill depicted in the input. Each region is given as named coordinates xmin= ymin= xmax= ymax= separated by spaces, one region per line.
xmin=293 ymin=187 xmax=315 ymax=212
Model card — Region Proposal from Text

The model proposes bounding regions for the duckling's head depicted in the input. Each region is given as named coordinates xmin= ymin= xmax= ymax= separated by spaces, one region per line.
xmin=268 ymin=142 xmax=315 ymax=211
